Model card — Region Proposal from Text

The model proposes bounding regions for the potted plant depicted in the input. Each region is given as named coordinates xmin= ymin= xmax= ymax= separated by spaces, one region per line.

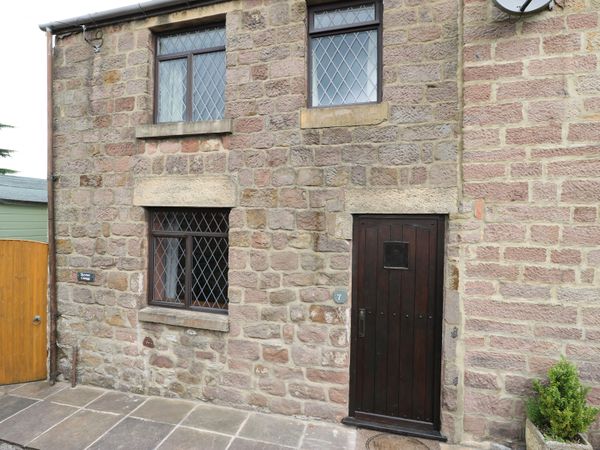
xmin=526 ymin=358 xmax=599 ymax=450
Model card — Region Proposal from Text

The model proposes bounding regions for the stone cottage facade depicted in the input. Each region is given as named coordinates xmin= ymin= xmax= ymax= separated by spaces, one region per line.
xmin=45 ymin=0 xmax=600 ymax=446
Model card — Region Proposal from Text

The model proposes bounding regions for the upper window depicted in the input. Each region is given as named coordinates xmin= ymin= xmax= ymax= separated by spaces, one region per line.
xmin=149 ymin=208 xmax=229 ymax=313
xmin=308 ymin=1 xmax=382 ymax=108
xmin=156 ymin=25 xmax=226 ymax=123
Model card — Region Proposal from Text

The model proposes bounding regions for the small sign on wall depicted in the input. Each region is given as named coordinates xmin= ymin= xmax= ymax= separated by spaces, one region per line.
xmin=77 ymin=272 xmax=95 ymax=282
xmin=333 ymin=289 xmax=348 ymax=304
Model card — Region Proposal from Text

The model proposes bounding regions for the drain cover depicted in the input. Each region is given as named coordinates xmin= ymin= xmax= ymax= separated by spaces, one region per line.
xmin=366 ymin=434 xmax=430 ymax=450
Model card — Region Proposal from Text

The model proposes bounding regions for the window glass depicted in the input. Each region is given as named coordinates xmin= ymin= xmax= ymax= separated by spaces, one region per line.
xmin=152 ymin=237 xmax=186 ymax=304
xmin=157 ymin=59 xmax=187 ymax=123
xmin=158 ymin=27 xmax=226 ymax=55
xmin=192 ymin=52 xmax=226 ymax=121
xmin=312 ymin=30 xmax=378 ymax=106
xmin=313 ymin=3 xmax=375 ymax=30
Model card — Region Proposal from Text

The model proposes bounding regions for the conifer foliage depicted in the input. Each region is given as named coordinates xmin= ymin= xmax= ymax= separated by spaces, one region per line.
xmin=0 ymin=123 xmax=16 ymax=175
xmin=527 ymin=358 xmax=599 ymax=443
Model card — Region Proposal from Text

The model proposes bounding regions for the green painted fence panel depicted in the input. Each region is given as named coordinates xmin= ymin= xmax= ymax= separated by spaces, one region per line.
xmin=0 ymin=203 xmax=48 ymax=242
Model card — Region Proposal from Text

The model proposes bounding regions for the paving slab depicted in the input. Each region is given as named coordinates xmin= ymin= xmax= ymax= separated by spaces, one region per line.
xmin=239 ymin=413 xmax=305 ymax=448
xmin=228 ymin=438 xmax=295 ymax=450
xmin=301 ymin=423 xmax=357 ymax=449
xmin=0 ymin=443 xmax=22 ymax=450
xmin=157 ymin=427 xmax=231 ymax=450
xmin=0 ymin=386 xmax=12 ymax=396
xmin=86 ymin=391 xmax=146 ymax=414
xmin=0 ymin=396 xmax=38 ymax=422
xmin=10 ymin=381 xmax=65 ymax=400
xmin=46 ymin=386 xmax=105 ymax=407
xmin=182 ymin=403 xmax=248 ymax=435
xmin=0 ymin=384 xmax=25 ymax=396
xmin=0 ymin=400 xmax=76 ymax=446
xmin=87 ymin=417 xmax=173 ymax=450
xmin=29 ymin=409 xmax=122 ymax=450
xmin=131 ymin=397 xmax=196 ymax=425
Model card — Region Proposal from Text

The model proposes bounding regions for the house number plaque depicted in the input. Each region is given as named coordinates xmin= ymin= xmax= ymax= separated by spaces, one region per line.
xmin=333 ymin=289 xmax=348 ymax=304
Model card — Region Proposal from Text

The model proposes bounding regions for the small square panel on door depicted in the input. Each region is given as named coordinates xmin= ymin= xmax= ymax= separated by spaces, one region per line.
xmin=383 ymin=241 xmax=409 ymax=269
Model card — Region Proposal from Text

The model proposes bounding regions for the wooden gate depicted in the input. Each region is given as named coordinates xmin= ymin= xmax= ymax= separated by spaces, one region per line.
xmin=0 ymin=240 xmax=48 ymax=384
xmin=345 ymin=215 xmax=445 ymax=440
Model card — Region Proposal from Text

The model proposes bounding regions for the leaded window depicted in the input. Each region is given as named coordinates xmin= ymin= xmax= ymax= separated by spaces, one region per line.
xmin=149 ymin=208 xmax=229 ymax=313
xmin=308 ymin=1 xmax=382 ymax=107
xmin=156 ymin=25 xmax=226 ymax=123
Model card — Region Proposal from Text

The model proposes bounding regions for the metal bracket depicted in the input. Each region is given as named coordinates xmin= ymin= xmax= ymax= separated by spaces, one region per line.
xmin=82 ymin=25 xmax=103 ymax=53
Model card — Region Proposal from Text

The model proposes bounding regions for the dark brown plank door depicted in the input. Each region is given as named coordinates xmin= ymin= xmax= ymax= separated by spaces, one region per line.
xmin=349 ymin=216 xmax=444 ymax=438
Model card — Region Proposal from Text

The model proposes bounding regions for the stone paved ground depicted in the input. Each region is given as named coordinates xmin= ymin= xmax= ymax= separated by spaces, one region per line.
xmin=0 ymin=381 xmax=474 ymax=450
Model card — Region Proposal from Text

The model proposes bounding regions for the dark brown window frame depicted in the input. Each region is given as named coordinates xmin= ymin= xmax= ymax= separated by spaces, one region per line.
xmin=307 ymin=0 xmax=383 ymax=108
xmin=147 ymin=207 xmax=230 ymax=314
xmin=153 ymin=23 xmax=226 ymax=124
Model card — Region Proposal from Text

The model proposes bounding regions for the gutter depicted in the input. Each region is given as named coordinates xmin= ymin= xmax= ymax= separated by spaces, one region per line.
xmin=39 ymin=0 xmax=225 ymax=34
xmin=46 ymin=29 xmax=58 ymax=384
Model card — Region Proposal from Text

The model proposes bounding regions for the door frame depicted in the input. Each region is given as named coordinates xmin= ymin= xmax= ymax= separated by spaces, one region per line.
xmin=342 ymin=214 xmax=446 ymax=441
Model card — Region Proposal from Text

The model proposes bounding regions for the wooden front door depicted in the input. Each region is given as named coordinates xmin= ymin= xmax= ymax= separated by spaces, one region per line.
xmin=345 ymin=215 xmax=445 ymax=440
xmin=0 ymin=240 xmax=48 ymax=384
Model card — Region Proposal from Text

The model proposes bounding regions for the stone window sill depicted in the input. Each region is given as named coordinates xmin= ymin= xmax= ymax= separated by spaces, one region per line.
xmin=135 ymin=119 xmax=232 ymax=139
xmin=300 ymin=102 xmax=389 ymax=129
xmin=138 ymin=306 xmax=229 ymax=332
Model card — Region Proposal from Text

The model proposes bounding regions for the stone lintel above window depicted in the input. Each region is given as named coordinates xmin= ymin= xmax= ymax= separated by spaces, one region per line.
xmin=133 ymin=175 xmax=236 ymax=208
xmin=135 ymin=118 xmax=232 ymax=139
xmin=139 ymin=306 xmax=229 ymax=332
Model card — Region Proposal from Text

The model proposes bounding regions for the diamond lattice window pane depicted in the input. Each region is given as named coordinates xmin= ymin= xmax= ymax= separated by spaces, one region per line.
xmin=157 ymin=59 xmax=187 ymax=123
xmin=158 ymin=27 xmax=226 ymax=55
xmin=152 ymin=209 xmax=229 ymax=234
xmin=152 ymin=237 xmax=186 ymax=305
xmin=312 ymin=30 xmax=378 ymax=107
xmin=191 ymin=236 xmax=229 ymax=310
xmin=314 ymin=3 xmax=375 ymax=30
xmin=192 ymin=51 xmax=226 ymax=121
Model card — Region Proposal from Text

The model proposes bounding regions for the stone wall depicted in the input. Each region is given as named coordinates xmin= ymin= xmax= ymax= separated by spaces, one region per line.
xmin=460 ymin=0 xmax=600 ymax=446
xmin=52 ymin=0 xmax=462 ymax=442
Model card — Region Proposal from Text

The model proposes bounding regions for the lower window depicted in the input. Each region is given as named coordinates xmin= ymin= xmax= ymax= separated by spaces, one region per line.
xmin=148 ymin=208 xmax=229 ymax=313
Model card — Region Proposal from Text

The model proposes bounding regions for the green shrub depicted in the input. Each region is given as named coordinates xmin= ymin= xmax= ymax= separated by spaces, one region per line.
xmin=527 ymin=358 xmax=599 ymax=443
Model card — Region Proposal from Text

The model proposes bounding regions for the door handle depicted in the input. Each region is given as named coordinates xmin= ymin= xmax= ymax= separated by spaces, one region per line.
xmin=33 ymin=315 xmax=41 ymax=324
xmin=358 ymin=308 xmax=366 ymax=338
